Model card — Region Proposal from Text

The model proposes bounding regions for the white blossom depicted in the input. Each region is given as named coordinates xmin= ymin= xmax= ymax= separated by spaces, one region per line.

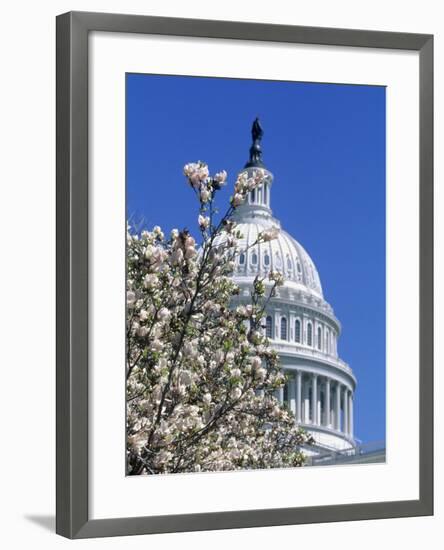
xmin=153 ymin=225 xmax=164 ymax=240
xmin=143 ymin=273 xmax=158 ymax=289
xmin=230 ymin=387 xmax=242 ymax=400
xmin=151 ymin=339 xmax=163 ymax=352
xmin=158 ymin=307 xmax=171 ymax=322
xmin=200 ymin=188 xmax=211 ymax=203
xmin=214 ymin=170 xmax=227 ymax=185
xmin=127 ymin=291 xmax=136 ymax=307
xmin=198 ymin=214 xmax=210 ymax=229
xmin=231 ymin=193 xmax=244 ymax=207
xmin=171 ymin=248 xmax=184 ymax=264
xmin=185 ymin=246 xmax=197 ymax=259
xmin=268 ymin=270 xmax=284 ymax=286
xmin=260 ymin=226 xmax=280 ymax=242
xmin=144 ymin=244 xmax=155 ymax=259
xmin=251 ymin=356 xmax=262 ymax=369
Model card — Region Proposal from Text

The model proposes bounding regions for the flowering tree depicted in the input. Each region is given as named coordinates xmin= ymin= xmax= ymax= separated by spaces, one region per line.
xmin=126 ymin=162 xmax=313 ymax=475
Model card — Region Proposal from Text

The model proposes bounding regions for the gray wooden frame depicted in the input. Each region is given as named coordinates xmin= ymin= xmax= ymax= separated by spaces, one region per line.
xmin=56 ymin=11 xmax=434 ymax=539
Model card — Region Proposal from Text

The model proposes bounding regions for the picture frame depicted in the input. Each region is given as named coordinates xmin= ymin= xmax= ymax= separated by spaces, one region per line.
xmin=56 ymin=10 xmax=434 ymax=539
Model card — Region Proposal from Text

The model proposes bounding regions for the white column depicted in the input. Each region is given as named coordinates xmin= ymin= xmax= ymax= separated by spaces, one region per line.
xmin=288 ymin=374 xmax=296 ymax=415
xmin=335 ymin=382 xmax=341 ymax=431
xmin=349 ymin=392 xmax=354 ymax=437
xmin=278 ymin=385 xmax=284 ymax=404
xmin=343 ymin=387 xmax=349 ymax=435
xmin=311 ymin=374 xmax=318 ymax=425
xmin=325 ymin=378 xmax=331 ymax=427
xmin=274 ymin=311 xmax=280 ymax=339
xmin=257 ymin=186 xmax=262 ymax=204
xmin=303 ymin=377 xmax=310 ymax=422
xmin=296 ymin=370 xmax=302 ymax=422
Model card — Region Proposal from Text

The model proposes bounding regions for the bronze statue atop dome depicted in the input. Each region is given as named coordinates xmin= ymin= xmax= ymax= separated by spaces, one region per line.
xmin=251 ymin=117 xmax=264 ymax=142
xmin=245 ymin=117 xmax=265 ymax=168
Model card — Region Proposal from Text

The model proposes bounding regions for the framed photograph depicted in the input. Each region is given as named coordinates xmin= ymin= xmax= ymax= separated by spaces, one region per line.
xmin=56 ymin=11 xmax=433 ymax=539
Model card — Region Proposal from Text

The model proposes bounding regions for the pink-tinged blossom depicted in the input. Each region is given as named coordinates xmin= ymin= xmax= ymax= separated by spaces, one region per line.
xmin=251 ymin=356 xmax=262 ymax=370
xmin=127 ymin=291 xmax=136 ymax=307
xmin=268 ymin=270 xmax=284 ymax=286
xmin=230 ymin=387 xmax=242 ymax=400
xmin=153 ymin=225 xmax=164 ymax=240
xmin=158 ymin=307 xmax=171 ymax=322
xmin=185 ymin=246 xmax=197 ymax=259
xmin=231 ymin=193 xmax=244 ymax=207
xmin=200 ymin=187 xmax=211 ymax=203
xmin=171 ymin=248 xmax=184 ymax=265
xmin=151 ymin=339 xmax=163 ymax=352
xmin=198 ymin=214 xmax=210 ymax=229
xmin=184 ymin=162 xmax=210 ymax=189
xmin=184 ymin=235 xmax=195 ymax=248
xmin=137 ymin=326 xmax=149 ymax=338
xmin=260 ymin=226 xmax=280 ymax=242
xmin=143 ymin=273 xmax=158 ymax=289
xmin=214 ymin=170 xmax=227 ymax=185
xmin=139 ymin=310 xmax=149 ymax=322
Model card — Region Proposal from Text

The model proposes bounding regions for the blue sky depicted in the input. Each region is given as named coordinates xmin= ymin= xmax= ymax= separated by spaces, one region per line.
xmin=126 ymin=73 xmax=386 ymax=444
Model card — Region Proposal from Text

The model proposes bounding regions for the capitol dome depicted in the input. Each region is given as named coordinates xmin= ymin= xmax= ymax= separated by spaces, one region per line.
xmin=231 ymin=217 xmax=323 ymax=299
xmin=228 ymin=119 xmax=357 ymax=458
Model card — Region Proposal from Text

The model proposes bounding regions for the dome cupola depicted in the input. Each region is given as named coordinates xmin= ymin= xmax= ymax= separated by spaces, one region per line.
xmin=229 ymin=119 xmax=323 ymax=299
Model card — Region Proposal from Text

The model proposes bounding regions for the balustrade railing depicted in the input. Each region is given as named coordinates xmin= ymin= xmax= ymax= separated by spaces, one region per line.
xmin=271 ymin=341 xmax=353 ymax=374
xmin=306 ymin=440 xmax=386 ymax=466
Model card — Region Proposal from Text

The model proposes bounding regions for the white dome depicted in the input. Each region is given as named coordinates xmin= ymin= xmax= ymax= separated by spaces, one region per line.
xmin=223 ymin=164 xmax=324 ymax=300
xmin=233 ymin=220 xmax=323 ymax=299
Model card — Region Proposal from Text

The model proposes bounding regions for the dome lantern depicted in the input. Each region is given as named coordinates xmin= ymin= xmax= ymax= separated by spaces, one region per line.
xmin=235 ymin=118 xmax=274 ymax=217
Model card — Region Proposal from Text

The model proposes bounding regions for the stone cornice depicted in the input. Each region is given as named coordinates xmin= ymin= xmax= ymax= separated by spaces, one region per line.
xmin=274 ymin=342 xmax=356 ymax=387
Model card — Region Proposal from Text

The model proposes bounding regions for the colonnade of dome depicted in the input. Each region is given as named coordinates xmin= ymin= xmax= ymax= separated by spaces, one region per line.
xmin=279 ymin=370 xmax=354 ymax=440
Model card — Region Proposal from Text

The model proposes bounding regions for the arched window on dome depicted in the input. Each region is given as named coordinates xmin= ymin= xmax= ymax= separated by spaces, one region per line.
xmin=287 ymin=255 xmax=292 ymax=271
xmin=295 ymin=319 xmax=301 ymax=343
xmin=317 ymin=326 xmax=322 ymax=350
xmin=239 ymin=252 xmax=245 ymax=265
xmin=307 ymin=322 xmax=313 ymax=347
xmin=264 ymin=253 xmax=270 ymax=267
xmin=325 ymin=328 xmax=330 ymax=354
xmin=280 ymin=317 xmax=288 ymax=340
xmin=275 ymin=251 xmax=282 ymax=268
xmin=251 ymin=250 xmax=258 ymax=265
xmin=266 ymin=316 xmax=273 ymax=339
xmin=296 ymin=260 xmax=302 ymax=273
xmin=250 ymin=188 xmax=256 ymax=204
xmin=310 ymin=264 xmax=315 ymax=283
